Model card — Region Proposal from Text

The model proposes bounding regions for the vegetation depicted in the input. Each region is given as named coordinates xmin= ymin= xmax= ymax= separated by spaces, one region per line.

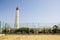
xmin=1 ymin=25 xmax=60 ymax=34
xmin=52 ymin=25 xmax=60 ymax=34
xmin=14 ymin=27 xmax=29 ymax=34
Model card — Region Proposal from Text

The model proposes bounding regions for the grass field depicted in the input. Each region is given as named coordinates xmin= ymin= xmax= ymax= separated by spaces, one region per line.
xmin=0 ymin=34 xmax=60 ymax=40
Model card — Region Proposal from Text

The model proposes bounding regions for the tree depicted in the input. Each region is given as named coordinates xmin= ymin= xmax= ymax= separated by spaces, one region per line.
xmin=42 ymin=28 xmax=45 ymax=33
xmin=2 ymin=23 xmax=11 ymax=34
xmin=48 ymin=29 xmax=52 ymax=33
xmin=30 ymin=29 xmax=34 ymax=34
xmin=14 ymin=27 xmax=29 ymax=34
xmin=53 ymin=25 xmax=58 ymax=29
xmin=52 ymin=25 xmax=59 ymax=34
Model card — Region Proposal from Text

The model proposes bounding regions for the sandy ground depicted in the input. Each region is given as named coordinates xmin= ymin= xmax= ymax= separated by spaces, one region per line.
xmin=0 ymin=34 xmax=60 ymax=40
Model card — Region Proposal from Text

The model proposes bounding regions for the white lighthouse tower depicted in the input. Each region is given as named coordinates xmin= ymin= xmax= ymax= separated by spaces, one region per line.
xmin=15 ymin=7 xmax=19 ymax=29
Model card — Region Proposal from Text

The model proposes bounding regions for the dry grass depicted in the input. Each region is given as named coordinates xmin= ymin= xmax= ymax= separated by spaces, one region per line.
xmin=0 ymin=34 xmax=60 ymax=40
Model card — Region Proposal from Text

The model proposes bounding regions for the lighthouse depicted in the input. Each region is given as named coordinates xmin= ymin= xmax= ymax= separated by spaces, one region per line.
xmin=15 ymin=7 xmax=19 ymax=29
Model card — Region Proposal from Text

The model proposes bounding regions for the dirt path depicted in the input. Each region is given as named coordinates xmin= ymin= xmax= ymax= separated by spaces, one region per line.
xmin=0 ymin=34 xmax=60 ymax=40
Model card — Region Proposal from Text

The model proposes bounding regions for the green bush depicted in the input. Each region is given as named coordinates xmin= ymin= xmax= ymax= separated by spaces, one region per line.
xmin=14 ymin=27 xmax=29 ymax=34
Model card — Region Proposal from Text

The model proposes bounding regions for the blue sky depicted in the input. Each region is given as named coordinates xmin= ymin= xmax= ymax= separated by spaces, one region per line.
xmin=0 ymin=0 xmax=60 ymax=27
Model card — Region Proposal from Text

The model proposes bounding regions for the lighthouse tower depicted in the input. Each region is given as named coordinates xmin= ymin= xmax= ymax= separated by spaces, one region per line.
xmin=15 ymin=7 xmax=19 ymax=29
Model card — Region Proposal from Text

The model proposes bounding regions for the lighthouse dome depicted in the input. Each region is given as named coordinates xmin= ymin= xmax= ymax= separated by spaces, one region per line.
xmin=16 ymin=7 xmax=19 ymax=10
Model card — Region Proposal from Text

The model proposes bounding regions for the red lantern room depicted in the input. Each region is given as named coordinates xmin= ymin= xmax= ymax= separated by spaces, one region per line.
xmin=16 ymin=7 xmax=19 ymax=10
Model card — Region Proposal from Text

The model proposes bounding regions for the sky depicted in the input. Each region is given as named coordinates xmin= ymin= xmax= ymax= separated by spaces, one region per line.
xmin=0 ymin=0 xmax=60 ymax=27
